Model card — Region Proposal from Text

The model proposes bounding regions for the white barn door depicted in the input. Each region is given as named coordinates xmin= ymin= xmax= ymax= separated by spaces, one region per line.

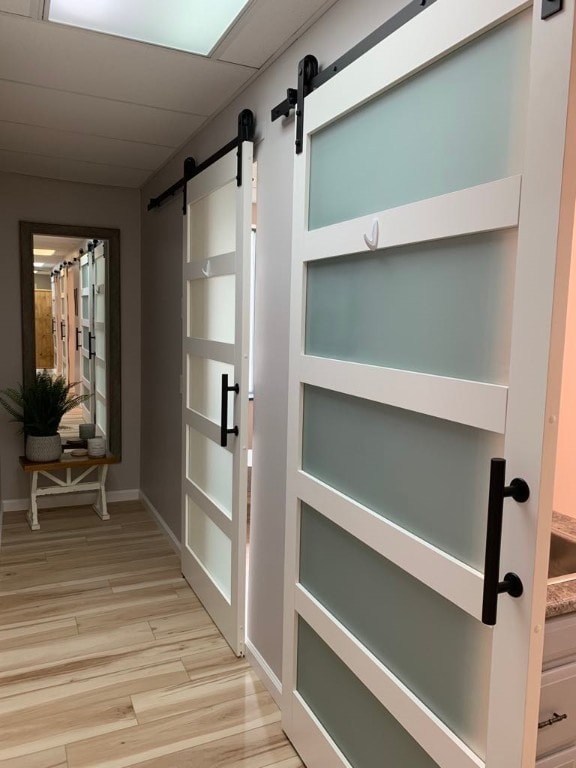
xmin=181 ymin=142 xmax=253 ymax=656
xmin=79 ymin=252 xmax=95 ymax=424
xmin=93 ymin=241 xmax=107 ymax=441
xmin=283 ymin=2 xmax=574 ymax=768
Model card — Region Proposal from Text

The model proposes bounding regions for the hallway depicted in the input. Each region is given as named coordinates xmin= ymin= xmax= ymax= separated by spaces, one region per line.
xmin=0 ymin=502 xmax=300 ymax=767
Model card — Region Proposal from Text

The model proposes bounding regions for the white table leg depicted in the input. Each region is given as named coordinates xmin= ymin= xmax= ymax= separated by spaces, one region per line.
xmin=93 ymin=465 xmax=110 ymax=521
xmin=27 ymin=472 xmax=40 ymax=531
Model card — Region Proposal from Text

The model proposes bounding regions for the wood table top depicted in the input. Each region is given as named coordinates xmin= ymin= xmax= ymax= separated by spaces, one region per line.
xmin=19 ymin=454 xmax=119 ymax=472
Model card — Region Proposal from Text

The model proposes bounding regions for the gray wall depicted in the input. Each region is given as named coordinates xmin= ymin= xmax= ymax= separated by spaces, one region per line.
xmin=0 ymin=171 xmax=141 ymax=501
xmin=141 ymin=0 xmax=406 ymax=681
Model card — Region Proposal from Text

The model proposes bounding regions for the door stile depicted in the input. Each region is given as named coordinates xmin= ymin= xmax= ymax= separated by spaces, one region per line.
xmin=489 ymin=4 xmax=576 ymax=765
xmin=282 ymin=127 xmax=311 ymax=736
xmin=230 ymin=140 xmax=253 ymax=655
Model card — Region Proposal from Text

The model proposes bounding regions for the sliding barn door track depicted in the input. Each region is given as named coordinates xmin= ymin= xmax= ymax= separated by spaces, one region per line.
xmin=271 ymin=0 xmax=565 ymax=154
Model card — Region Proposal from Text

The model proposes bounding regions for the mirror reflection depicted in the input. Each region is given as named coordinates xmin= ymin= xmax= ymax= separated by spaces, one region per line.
xmin=21 ymin=221 xmax=121 ymax=459
xmin=33 ymin=235 xmax=108 ymax=445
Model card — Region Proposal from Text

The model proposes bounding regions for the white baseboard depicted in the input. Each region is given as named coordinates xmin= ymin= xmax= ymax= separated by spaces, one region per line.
xmin=139 ymin=490 xmax=181 ymax=554
xmin=245 ymin=638 xmax=282 ymax=706
xmin=1 ymin=489 xmax=140 ymax=513
xmin=109 ymin=489 xmax=141 ymax=503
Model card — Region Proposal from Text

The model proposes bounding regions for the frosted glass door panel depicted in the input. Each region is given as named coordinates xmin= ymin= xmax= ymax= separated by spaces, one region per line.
xmin=188 ymin=181 xmax=236 ymax=263
xmin=302 ymin=386 xmax=502 ymax=569
xmin=187 ymin=356 xmax=234 ymax=423
xmin=96 ymin=399 xmax=106 ymax=435
xmin=306 ymin=231 xmax=515 ymax=384
xmin=297 ymin=619 xmax=441 ymax=768
xmin=186 ymin=494 xmax=231 ymax=600
xmin=81 ymin=264 xmax=89 ymax=289
xmin=95 ymin=331 xmax=105 ymax=361
xmin=95 ymin=360 xmax=106 ymax=394
xmin=188 ymin=276 xmax=235 ymax=343
xmin=95 ymin=293 xmax=105 ymax=324
xmin=187 ymin=426 xmax=233 ymax=516
xmin=300 ymin=504 xmax=491 ymax=757
xmin=82 ymin=296 xmax=89 ymax=320
xmin=308 ymin=11 xmax=531 ymax=229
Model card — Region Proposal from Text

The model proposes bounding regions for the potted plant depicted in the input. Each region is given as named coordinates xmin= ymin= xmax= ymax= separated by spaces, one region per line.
xmin=0 ymin=372 xmax=90 ymax=462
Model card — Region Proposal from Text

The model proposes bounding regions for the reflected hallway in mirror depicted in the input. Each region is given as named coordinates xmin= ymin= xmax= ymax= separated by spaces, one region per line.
xmin=21 ymin=222 xmax=121 ymax=459
xmin=33 ymin=235 xmax=108 ymax=444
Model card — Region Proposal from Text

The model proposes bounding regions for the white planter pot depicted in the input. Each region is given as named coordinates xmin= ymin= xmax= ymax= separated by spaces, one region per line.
xmin=26 ymin=434 xmax=62 ymax=463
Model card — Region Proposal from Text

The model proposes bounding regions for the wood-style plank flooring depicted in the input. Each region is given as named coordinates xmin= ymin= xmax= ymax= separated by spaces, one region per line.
xmin=0 ymin=501 xmax=302 ymax=768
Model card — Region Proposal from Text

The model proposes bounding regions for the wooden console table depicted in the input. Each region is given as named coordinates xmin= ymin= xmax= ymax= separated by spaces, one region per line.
xmin=19 ymin=454 xmax=118 ymax=531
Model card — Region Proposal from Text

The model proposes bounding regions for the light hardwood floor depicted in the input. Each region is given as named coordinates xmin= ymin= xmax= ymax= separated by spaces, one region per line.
xmin=0 ymin=501 xmax=302 ymax=768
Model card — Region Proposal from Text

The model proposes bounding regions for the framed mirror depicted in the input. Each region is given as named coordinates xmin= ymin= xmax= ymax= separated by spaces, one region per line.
xmin=19 ymin=221 xmax=121 ymax=459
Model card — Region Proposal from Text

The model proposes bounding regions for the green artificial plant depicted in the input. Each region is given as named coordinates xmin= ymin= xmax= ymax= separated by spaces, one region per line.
xmin=0 ymin=372 xmax=90 ymax=437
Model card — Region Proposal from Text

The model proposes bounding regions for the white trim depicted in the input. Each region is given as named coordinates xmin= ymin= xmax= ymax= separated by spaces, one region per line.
xmin=301 ymin=355 xmax=508 ymax=434
xmin=181 ymin=540 xmax=233 ymax=638
xmin=184 ymin=478 xmax=232 ymax=539
xmin=107 ymin=489 xmax=140 ymax=503
xmin=184 ymin=407 xmax=233 ymax=452
xmin=1 ymin=488 xmax=139 ymax=512
xmin=290 ymin=695 xmax=353 ymax=768
xmin=297 ymin=471 xmax=484 ymax=621
xmin=185 ymin=337 xmax=235 ymax=365
xmin=185 ymin=251 xmax=236 ymax=281
xmin=487 ymin=4 xmax=576 ymax=765
xmin=139 ymin=490 xmax=181 ymax=554
xmin=303 ymin=176 xmax=521 ymax=261
xmin=245 ymin=638 xmax=282 ymax=706
xmin=305 ymin=0 xmax=530 ymax=135
xmin=295 ymin=585 xmax=484 ymax=768
xmin=184 ymin=150 xmax=236 ymax=205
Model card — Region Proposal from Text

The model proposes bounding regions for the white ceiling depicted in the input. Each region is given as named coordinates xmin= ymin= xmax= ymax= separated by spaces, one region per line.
xmin=33 ymin=234 xmax=88 ymax=268
xmin=0 ymin=0 xmax=338 ymax=188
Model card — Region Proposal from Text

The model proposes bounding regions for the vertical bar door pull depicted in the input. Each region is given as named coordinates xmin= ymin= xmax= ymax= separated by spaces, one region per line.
xmin=482 ymin=458 xmax=529 ymax=626
xmin=60 ymin=321 xmax=66 ymax=341
xmin=88 ymin=333 xmax=96 ymax=360
xmin=220 ymin=374 xmax=239 ymax=447
xmin=75 ymin=328 xmax=81 ymax=351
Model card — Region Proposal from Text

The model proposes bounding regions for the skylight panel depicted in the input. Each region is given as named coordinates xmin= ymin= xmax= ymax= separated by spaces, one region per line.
xmin=47 ymin=0 xmax=250 ymax=55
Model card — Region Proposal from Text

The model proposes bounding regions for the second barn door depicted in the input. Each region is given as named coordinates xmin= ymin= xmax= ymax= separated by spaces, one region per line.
xmin=181 ymin=138 xmax=253 ymax=656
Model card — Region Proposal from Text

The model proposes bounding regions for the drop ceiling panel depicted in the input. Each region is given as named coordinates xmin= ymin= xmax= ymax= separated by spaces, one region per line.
xmin=0 ymin=121 xmax=174 ymax=170
xmin=215 ymin=0 xmax=338 ymax=67
xmin=0 ymin=14 xmax=256 ymax=113
xmin=0 ymin=81 xmax=206 ymax=147
xmin=0 ymin=149 xmax=149 ymax=188
xmin=0 ymin=0 xmax=344 ymax=188
xmin=34 ymin=236 xmax=87 ymax=261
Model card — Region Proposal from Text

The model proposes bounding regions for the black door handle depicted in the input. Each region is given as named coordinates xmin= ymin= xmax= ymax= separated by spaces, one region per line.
xmin=88 ymin=332 xmax=96 ymax=359
xmin=60 ymin=320 xmax=65 ymax=340
xmin=482 ymin=458 xmax=529 ymax=626
xmin=75 ymin=328 xmax=81 ymax=351
xmin=220 ymin=374 xmax=239 ymax=447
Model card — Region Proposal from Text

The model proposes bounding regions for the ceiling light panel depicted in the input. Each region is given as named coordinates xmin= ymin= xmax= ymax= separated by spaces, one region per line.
xmin=33 ymin=249 xmax=55 ymax=256
xmin=47 ymin=0 xmax=250 ymax=55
